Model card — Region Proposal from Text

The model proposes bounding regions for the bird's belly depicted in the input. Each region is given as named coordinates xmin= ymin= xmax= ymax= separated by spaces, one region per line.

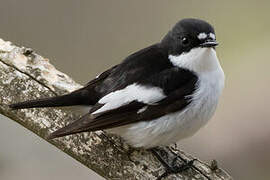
xmin=107 ymin=96 xmax=219 ymax=148
xmin=107 ymin=71 xmax=224 ymax=148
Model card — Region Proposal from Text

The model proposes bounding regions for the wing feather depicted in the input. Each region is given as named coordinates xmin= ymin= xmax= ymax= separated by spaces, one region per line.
xmin=48 ymin=74 xmax=198 ymax=139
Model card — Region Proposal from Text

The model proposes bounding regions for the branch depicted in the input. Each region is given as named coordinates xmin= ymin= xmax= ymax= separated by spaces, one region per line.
xmin=0 ymin=38 xmax=232 ymax=180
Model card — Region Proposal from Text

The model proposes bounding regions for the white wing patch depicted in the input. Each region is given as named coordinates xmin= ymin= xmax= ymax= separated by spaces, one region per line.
xmin=137 ymin=106 xmax=148 ymax=114
xmin=92 ymin=83 xmax=166 ymax=115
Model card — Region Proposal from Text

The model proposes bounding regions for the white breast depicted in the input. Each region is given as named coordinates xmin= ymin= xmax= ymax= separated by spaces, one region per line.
xmin=108 ymin=48 xmax=225 ymax=148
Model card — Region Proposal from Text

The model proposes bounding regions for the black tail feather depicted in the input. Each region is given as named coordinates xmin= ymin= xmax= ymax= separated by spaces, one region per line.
xmin=47 ymin=113 xmax=93 ymax=139
xmin=9 ymin=89 xmax=91 ymax=110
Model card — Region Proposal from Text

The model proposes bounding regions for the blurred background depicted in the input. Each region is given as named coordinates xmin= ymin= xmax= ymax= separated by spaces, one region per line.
xmin=0 ymin=0 xmax=270 ymax=179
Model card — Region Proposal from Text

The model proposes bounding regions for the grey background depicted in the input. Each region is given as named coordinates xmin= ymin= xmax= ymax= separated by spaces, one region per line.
xmin=0 ymin=0 xmax=270 ymax=180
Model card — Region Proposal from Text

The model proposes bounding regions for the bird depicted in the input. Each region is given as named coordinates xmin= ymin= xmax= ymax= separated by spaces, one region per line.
xmin=10 ymin=18 xmax=224 ymax=175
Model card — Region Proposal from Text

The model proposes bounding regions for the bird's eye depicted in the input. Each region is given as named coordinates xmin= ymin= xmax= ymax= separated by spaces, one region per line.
xmin=181 ymin=37 xmax=190 ymax=46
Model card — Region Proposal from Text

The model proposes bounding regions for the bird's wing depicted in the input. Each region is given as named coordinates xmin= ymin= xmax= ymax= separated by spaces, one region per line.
xmin=48 ymin=67 xmax=198 ymax=139
xmin=10 ymin=44 xmax=169 ymax=109
xmin=91 ymin=44 xmax=171 ymax=96
xmin=85 ymin=65 xmax=118 ymax=87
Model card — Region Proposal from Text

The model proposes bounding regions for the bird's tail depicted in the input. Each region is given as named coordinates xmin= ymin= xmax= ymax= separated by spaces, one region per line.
xmin=47 ymin=113 xmax=93 ymax=139
xmin=9 ymin=89 xmax=90 ymax=110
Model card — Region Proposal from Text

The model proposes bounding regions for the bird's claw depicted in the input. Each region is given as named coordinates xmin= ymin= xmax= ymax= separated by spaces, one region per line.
xmin=151 ymin=147 xmax=196 ymax=180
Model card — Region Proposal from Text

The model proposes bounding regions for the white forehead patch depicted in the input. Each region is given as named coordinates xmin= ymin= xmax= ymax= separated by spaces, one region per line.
xmin=209 ymin=33 xmax=216 ymax=40
xmin=197 ymin=33 xmax=207 ymax=40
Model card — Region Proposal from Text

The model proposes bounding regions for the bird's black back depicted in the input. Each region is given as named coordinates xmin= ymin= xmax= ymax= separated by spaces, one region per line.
xmin=90 ymin=44 xmax=173 ymax=99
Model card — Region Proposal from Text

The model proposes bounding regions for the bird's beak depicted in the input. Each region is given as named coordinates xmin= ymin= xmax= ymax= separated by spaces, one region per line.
xmin=200 ymin=39 xmax=218 ymax=48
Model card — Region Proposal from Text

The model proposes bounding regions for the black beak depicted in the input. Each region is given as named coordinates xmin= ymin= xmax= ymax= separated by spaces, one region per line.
xmin=200 ymin=39 xmax=218 ymax=48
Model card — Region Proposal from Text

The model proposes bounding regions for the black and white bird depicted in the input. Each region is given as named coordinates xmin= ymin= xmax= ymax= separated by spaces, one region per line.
xmin=10 ymin=18 xmax=225 ymax=149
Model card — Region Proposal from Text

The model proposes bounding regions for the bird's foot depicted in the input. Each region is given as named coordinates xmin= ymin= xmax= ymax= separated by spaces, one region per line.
xmin=158 ymin=158 xmax=196 ymax=180
xmin=151 ymin=147 xmax=196 ymax=180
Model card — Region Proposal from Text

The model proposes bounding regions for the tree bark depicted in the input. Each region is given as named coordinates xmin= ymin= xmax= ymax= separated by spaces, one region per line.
xmin=0 ymin=38 xmax=232 ymax=180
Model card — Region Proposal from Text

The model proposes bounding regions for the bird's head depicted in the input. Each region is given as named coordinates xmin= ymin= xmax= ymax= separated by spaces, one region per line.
xmin=162 ymin=18 xmax=217 ymax=55
xmin=161 ymin=18 xmax=221 ymax=73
